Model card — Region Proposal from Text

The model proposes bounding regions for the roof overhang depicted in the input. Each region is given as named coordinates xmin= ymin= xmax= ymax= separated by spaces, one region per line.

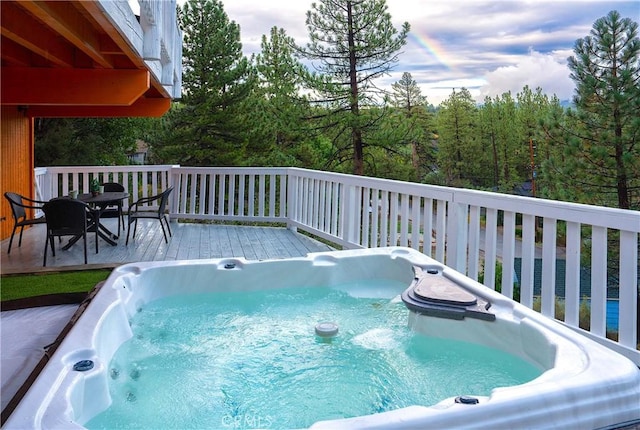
xmin=0 ymin=0 xmax=182 ymax=118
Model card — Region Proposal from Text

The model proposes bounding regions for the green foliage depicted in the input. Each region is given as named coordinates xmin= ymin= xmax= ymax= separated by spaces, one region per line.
xmin=240 ymin=27 xmax=325 ymax=167
xmin=434 ymin=88 xmax=480 ymax=187
xmin=297 ymin=0 xmax=410 ymax=175
xmin=90 ymin=178 xmax=100 ymax=192
xmin=478 ymin=260 xmax=521 ymax=302
xmin=515 ymin=86 xmax=554 ymax=195
xmin=532 ymin=297 xmax=593 ymax=331
xmin=30 ymin=6 xmax=637 ymax=209
xmin=542 ymin=10 xmax=640 ymax=209
xmin=388 ymin=72 xmax=436 ymax=181
xmin=391 ymin=72 xmax=427 ymax=109
xmin=151 ymin=0 xmax=254 ymax=166
xmin=34 ymin=118 xmax=151 ymax=166
xmin=477 ymin=90 xmax=533 ymax=191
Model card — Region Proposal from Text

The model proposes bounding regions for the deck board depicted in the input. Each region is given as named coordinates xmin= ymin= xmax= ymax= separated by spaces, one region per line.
xmin=1 ymin=219 xmax=334 ymax=275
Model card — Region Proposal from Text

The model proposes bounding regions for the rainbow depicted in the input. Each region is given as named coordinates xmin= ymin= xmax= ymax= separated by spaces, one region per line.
xmin=408 ymin=32 xmax=454 ymax=71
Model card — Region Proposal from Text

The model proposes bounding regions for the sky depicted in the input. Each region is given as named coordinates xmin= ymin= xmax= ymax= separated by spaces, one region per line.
xmin=150 ymin=0 xmax=640 ymax=106
xmin=214 ymin=0 xmax=639 ymax=106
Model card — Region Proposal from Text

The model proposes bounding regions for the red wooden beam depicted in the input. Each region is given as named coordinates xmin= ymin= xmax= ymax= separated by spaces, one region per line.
xmin=25 ymin=98 xmax=171 ymax=118
xmin=19 ymin=0 xmax=112 ymax=68
xmin=1 ymin=68 xmax=150 ymax=106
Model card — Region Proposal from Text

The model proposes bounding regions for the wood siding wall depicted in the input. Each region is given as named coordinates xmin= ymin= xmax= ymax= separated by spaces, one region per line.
xmin=1 ymin=106 xmax=34 ymax=241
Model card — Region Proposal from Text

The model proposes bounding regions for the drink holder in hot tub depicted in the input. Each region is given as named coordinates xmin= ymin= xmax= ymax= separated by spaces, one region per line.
xmin=401 ymin=267 xmax=495 ymax=321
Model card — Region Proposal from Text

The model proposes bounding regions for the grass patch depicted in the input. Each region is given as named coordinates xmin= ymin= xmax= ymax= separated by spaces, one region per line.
xmin=1 ymin=270 xmax=111 ymax=301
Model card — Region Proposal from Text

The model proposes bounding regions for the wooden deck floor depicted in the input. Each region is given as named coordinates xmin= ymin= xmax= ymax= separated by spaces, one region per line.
xmin=1 ymin=219 xmax=334 ymax=275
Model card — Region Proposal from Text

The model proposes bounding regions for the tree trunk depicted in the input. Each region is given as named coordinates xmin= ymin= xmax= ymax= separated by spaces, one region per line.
xmin=614 ymin=107 xmax=629 ymax=209
xmin=491 ymin=132 xmax=499 ymax=186
xmin=347 ymin=1 xmax=364 ymax=175
xmin=353 ymin=128 xmax=364 ymax=175
xmin=411 ymin=140 xmax=419 ymax=173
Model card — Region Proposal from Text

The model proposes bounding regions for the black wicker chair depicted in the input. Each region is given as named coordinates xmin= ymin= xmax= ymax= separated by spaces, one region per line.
xmin=126 ymin=186 xmax=174 ymax=245
xmin=42 ymin=198 xmax=90 ymax=266
xmin=99 ymin=182 xmax=126 ymax=235
xmin=4 ymin=192 xmax=47 ymax=254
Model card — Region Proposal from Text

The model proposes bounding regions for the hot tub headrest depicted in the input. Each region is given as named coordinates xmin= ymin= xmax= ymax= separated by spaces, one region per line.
xmin=401 ymin=267 xmax=495 ymax=321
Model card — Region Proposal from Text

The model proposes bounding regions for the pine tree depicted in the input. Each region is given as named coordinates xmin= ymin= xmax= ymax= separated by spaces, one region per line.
xmin=298 ymin=0 xmax=410 ymax=175
xmin=478 ymin=96 xmax=501 ymax=188
xmin=435 ymin=88 xmax=479 ymax=186
xmin=390 ymin=72 xmax=433 ymax=180
xmin=391 ymin=72 xmax=427 ymax=110
xmin=516 ymin=86 xmax=552 ymax=197
xmin=154 ymin=0 xmax=254 ymax=166
xmin=546 ymin=10 xmax=640 ymax=209
xmin=242 ymin=27 xmax=317 ymax=166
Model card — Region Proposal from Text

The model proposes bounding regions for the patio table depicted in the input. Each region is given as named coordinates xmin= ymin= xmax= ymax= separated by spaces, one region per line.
xmin=62 ymin=191 xmax=129 ymax=252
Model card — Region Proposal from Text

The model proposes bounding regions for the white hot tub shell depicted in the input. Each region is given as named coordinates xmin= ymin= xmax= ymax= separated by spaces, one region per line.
xmin=5 ymin=247 xmax=640 ymax=429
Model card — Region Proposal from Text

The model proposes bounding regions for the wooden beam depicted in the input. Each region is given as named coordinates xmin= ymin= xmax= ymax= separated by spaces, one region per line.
xmin=0 ymin=38 xmax=32 ymax=67
xmin=25 ymin=98 xmax=171 ymax=118
xmin=1 ymin=68 xmax=150 ymax=106
xmin=78 ymin=1 xmax=173 ymax=100
xmin=19 ymin=0 xmax=113 ymax=68
xmin=0 ymin=2 xmax=76 ymax=67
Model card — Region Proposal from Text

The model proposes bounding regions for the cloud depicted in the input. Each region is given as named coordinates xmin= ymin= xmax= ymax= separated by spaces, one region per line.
xmin=210 ymin=0 xmax=639 ymax=106
xmin=478 ymin=49 xmax=574 ymax=102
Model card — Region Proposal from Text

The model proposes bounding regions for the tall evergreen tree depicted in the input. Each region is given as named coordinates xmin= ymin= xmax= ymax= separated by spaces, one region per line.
xmin=391 ymin=72 xmax=427 ymax=109
xmin=242 ymin=27 xmax=318 ymax=166
xmin=478 ymin=96 xmax=501 ymax=188
xmin=298 ymin=0 xmax=410 ymax=175
xmin=478 ymin=89 xmax=546 ymax=192
xmin=434 ymin=88 xmax=480 ymax=186
xmin=516 ymin=86 xmax=552 ymax=196
xmin=153 ymin=0 xmax=253 ymax=166
xmin=545 ymin=10 xmax=640 ymax=209
xmin=495 ymin=91 xmax=523 ymax=190
xmin=390 ymin=72 xmax=433 ymax=180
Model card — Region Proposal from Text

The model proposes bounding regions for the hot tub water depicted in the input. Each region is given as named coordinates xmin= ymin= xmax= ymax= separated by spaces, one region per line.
xmin=86 ymin=282 xmax=540 ymax=429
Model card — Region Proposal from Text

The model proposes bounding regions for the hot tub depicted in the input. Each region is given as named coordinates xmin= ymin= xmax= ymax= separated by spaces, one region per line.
xmin=5 ymin=247 xmax=640 ymax=429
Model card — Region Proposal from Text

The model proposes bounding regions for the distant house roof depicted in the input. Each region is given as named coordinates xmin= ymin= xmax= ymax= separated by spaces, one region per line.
xmin=135 ymin=140 xmax=149 ymax=154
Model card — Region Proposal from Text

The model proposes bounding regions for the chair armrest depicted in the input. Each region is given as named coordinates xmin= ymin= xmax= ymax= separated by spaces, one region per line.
xmin=12 ymin=200 xmax=46 ymax=210
xmin=129 ymin=194 xmax=162 ymax=213
xmin=22 ymin=195 xmax=47 ymax=205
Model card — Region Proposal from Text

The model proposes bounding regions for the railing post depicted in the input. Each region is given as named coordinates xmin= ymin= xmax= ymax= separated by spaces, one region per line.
xmin=520 ymin=214 xmax=536 ymax=308
xmin=590 ymin=226 xmax=607 ymax=337
xmin=446 ymin=200 xmax=468 ymax=273
xmin=501 ymin=211 xmax=516 ymax=299
xmin=618 ymin=230 xmax=638 ymax=348
xmin=286 ymin=170 xmax=297 ymax=232
xmin=564 ymin=222 xmax=582 ymax=327
xmin=34 ymin=167 xmax=51 ymax=201
xmin=341 ymin=183 xmax=358 ymax=246
xmin=541 ymin=217 xmax=557 ymax=318
xmin=168 ymin=164 xmax=180 ymax=219
xmin=483 ymin=208 xmax=498 ymax=290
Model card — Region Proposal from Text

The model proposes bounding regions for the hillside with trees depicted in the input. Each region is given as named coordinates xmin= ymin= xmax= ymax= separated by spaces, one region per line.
xmin=34 ymin=1 xmax=639 ymax=210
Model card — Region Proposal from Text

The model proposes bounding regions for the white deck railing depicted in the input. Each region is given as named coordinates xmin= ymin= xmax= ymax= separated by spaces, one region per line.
xmin=35 ymin=165 xmax=640 ymax=364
